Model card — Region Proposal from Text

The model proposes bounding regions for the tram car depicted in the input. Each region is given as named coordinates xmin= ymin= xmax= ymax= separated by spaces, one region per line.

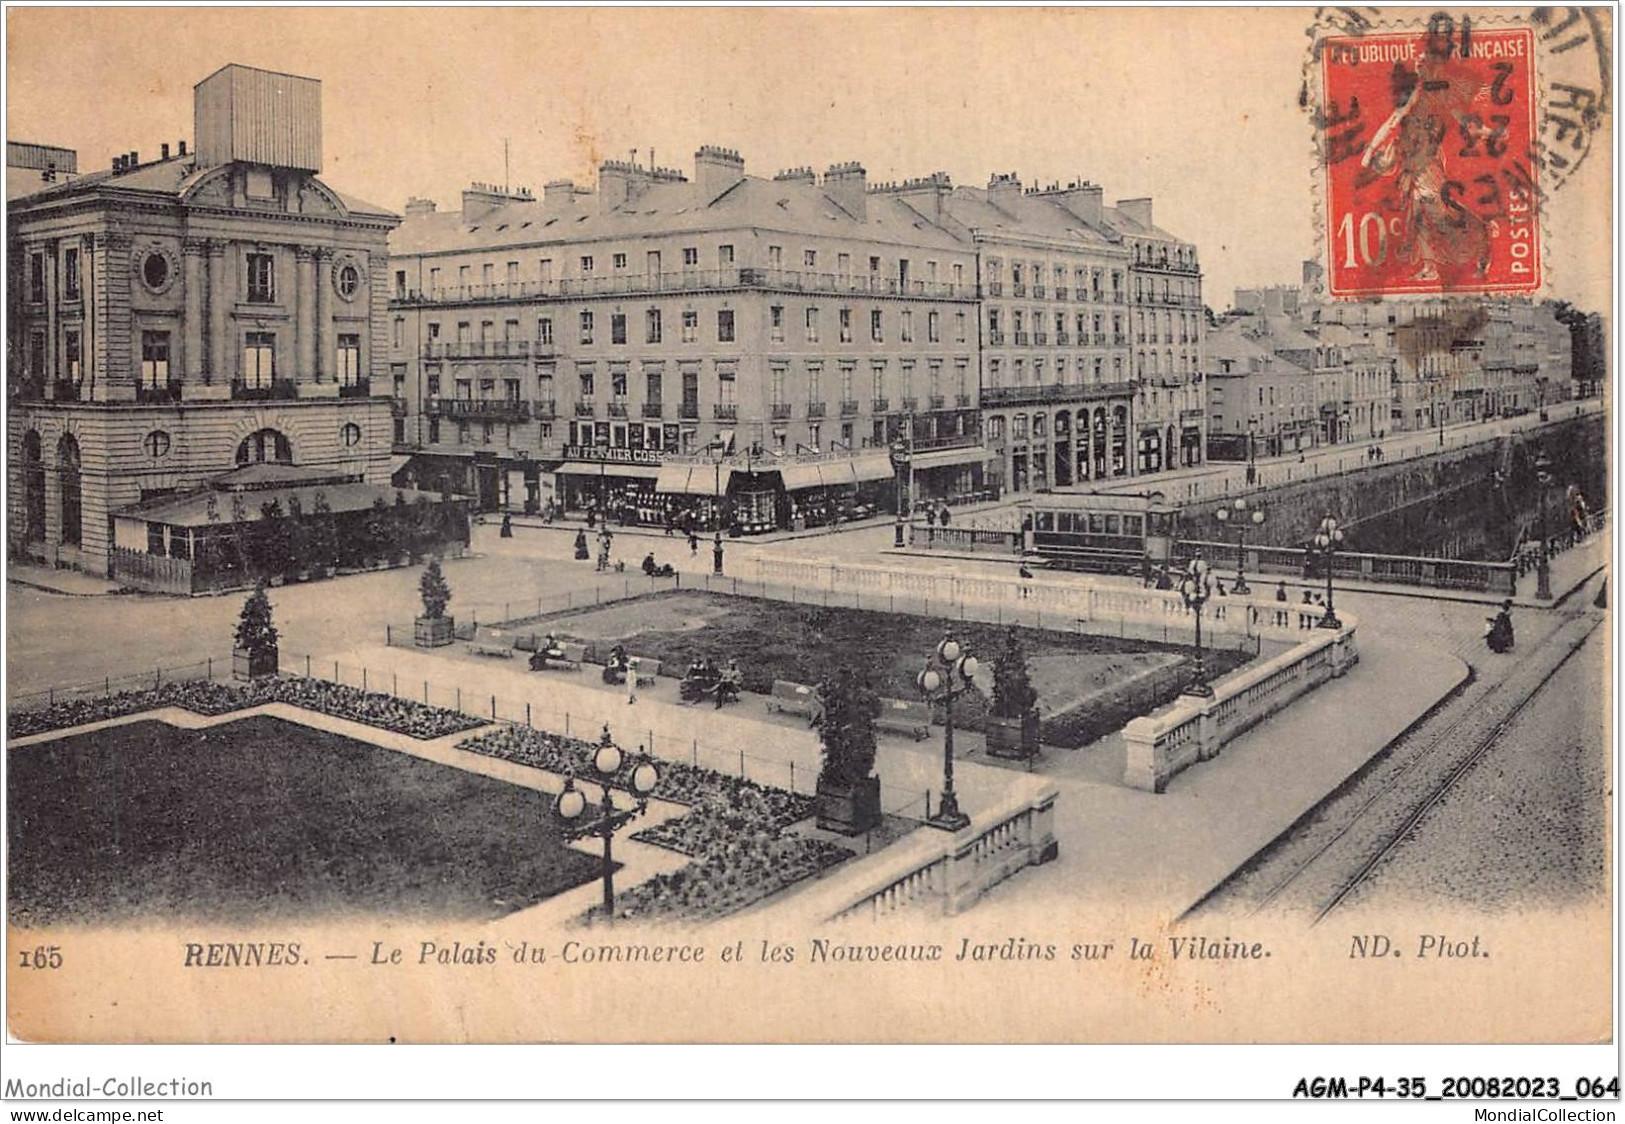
xmin=1022 ymin=491 xmax=1180 ymax=576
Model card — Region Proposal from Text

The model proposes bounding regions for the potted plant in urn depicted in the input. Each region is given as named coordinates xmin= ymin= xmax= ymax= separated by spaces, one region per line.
xmin=232 ymin=581 xmax=279 ymax=680
xmin=985 ymin=626 xmax=1040 ymax=759
xmin=414 ymin=558 xmax=455 ymax=647
xmin=813 ymin=666 xmax=882 ymax=835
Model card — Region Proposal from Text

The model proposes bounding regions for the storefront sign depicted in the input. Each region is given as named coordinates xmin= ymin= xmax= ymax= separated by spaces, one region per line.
xmin=562 ymin=445 xmax=663 ymax=465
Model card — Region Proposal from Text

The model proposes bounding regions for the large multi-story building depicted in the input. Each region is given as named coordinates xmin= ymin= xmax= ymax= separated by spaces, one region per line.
xmin=386 ymin=156 xmax=1203 ymax=526
xmin=387 ymin=150 xmax=982 ymax=530
xmin=4 ymin=64 xmax=464 ymax=585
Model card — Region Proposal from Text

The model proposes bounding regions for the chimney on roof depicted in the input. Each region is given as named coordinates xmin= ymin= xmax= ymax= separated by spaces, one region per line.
xmin=404 ymin=196 xmax=437 ymax=217
xmin=598 ymin=159 xmax=660 ymax=214
xmin=889 ymin=171 xmax=952 ymax=224
xmin=461 ymin=181 xmax=530 ymax=222
xmin=823 ymin=161 xmax=867 ymax=222
xmin=129 ymin=151 xmax=140 ymax=168
xmin=178 ymin=139 xmax=187 ymax=156
xmin=986 ymin=172 xmax=1022 ymax=210
xmin=1046 ymin=179 xmax=1104 ymax=226
xmin=773 ymin=166 xmax=816 ymax=186
xmin=161 ymin=143 xmax=171 ymax=160
xmin=112 ymin=155 xmax=125 ymax=174
xmin=542 ymin=178 xmax=579 ymax=215
xmin=694 ymin=145 xmax=745 ymax=201
xmin=1116 ymin=197 xmax=1153 ymax=228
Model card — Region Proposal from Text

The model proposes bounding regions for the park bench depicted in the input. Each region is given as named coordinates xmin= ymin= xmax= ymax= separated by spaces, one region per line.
xmin=874 ymin=697 xmax=931 ymax=741
xmin=765 ymin=679 xmax=822 ymax=723
xmin=556 ymin=641 xmax=588 ymax=666
xmin=628 ymin=656 xmax=663 ymax=688
xmin=468 ymin=629 xmax=517 ymax=658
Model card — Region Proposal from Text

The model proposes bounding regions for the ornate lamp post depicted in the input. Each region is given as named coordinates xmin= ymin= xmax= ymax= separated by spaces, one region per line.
xmin=1178 ymin=556 xmax=1216 ymax=697
xmin=1534 ymin=449 xmax=1554 ymax=600
xmin=1214 ymin=498 xmax=1264 ymax=595
xmin=1313 ymin=514 xmax=1345 ymax=629
xmin=916 ymin=630 xmax=979 ymax=832
xmin=555 ymin=727 xmax=659 ymax=925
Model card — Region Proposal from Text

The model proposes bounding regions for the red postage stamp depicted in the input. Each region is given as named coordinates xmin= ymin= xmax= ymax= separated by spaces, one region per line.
xmin=1319 ymin=22 xmax=1540 ymax=298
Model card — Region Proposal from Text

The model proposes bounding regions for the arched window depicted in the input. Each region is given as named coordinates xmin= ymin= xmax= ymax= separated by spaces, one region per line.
xmin=22 ymin=430 xmax=44 ymax=542
xmin=236 ymin=428 xmax=292 ymax=466
xmin=57 ymin=434 xmax=81 ymax=546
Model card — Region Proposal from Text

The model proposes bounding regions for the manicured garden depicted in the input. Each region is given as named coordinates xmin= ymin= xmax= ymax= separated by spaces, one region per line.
xmin=504 ymin=590 xmax=1254 ymax=748
xmin=8 ymin=717 xmax=603 ymax=927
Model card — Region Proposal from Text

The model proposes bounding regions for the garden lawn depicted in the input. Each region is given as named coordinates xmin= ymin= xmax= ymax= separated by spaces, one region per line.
xmin=8 ymin=717 xmax=603 ymax=927
xmin=519 ymin=590 xmax=1253 ymax=749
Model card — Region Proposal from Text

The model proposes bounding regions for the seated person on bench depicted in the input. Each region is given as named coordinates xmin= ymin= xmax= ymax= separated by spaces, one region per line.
xmin=603 ymin=643 xmax=630 ymax=685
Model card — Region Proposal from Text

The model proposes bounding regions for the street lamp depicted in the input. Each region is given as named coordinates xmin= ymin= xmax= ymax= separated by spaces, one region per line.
xmin=1214 ymin=498 xmax=1265 ymax=595
xmin=1534 ymin=449 xmax=1554 ymax=600
xmin=1177 ymin=556 xmax=1216 ymax=697
xmin=554 ymin=726 xmax=659 ymax=925
xmin=916 ymin=629 xmax=979 ymax=832
xmin=1313 ymin=514 xmax=1346 ymax=629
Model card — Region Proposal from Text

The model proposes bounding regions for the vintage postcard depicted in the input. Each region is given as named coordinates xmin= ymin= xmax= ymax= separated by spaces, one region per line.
xmin=2 ymin=3 xmax=1614 ymax=1079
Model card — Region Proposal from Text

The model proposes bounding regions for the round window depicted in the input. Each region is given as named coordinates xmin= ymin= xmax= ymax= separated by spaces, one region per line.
xmin=337 ymin=264 xmax=360 ymax=299
xmin=143 ymin=430 xmax=171 ymax=458
xmin=142 ymin=253 xmax=170 ymax=291
xmin=341 ymin=422 xmax=362 ymax=447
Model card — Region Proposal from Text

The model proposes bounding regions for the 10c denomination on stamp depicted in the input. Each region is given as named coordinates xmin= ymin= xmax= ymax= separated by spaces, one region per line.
xmin=1319 ymin=21 xmax=1540 ymax=298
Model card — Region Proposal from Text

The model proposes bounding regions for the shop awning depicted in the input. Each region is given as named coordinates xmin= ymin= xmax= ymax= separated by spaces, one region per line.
xmin=819 ymin=462 xmax=858 ymax=488
xmin=656 ymin=464 xmax=730 ymax=495
xmin=654 ymin=464 xmax=694 ymax=493
xmin=555 ymin=461 xmax=661 ymax=479
xmin=911 ymin=445 xmax=991 ymax=471
xmin=852 ymin=451 xmax=896 ymax=482
xmin=779 ymin=462 xmax=825 ymax=491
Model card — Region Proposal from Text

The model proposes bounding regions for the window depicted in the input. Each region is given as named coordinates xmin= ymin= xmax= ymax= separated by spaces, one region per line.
xmin=768 ymin=246 xmax=782 ymax=268
xmin=841 ymin=364 xmax=854 ymax=402
xmin=928 ymin=311 xmax=940 ymax=343
xmin=243 ymin=332 xmax=275 ymax=387
xmin=718 ymin=245 xmax=734 ymax=267
xmin=871 ymin=362 xmax=883 ymax=400
xmin=953 ymin=263 xmax=964 ymax=288
xmin=717 ymin=309 xmax=735 ymax=343
xmin=646 ymin=368 xmax=663 ymax=404
xmin=870 ymin=309 xmax=883 ymax=343
xmin=427 ymin=374 xmax=441 ymax=397
xmin=236 ymin=428 xmax=291 ymax=465
xmin=805 ymin=307 xmax=819 ymax=343
xmin=611 ymin=314 xmax=627 ymax=345
xmin=770 ymin=306 xmax=785 ymax=343
xmin=611 ymin=368 xmax=628 ymax=400
xmin=1013 ymin=414 xmax=1028 ymax=440
xmin=808 ymin=363 xmax=821 ymax=403
xmin=682 ymin=247 xmax=698 ymax=267
xmin=770 ymin=363 xmax=786 ymax=404
xmin=839 ymin=308 xmax=853 ymax=343
xmin=956 ymin=311 xmax=968 ymax=343
xmin=682 ymin=310 xmax=698 ymax=342
xmin=837 ymin=253 xmax=851 ymax=277
xmin=612 ymin=253 xmax=627 ymax=270
xmin=718 ymin=366 xmax=736 ymax=404
xmin=538 ymin=317 xmax=554 ymax=345
xmin=808 ymin=422 xmax=821 ymax=450
xmin=337 ymin=334 xmax=361 ymax=385
xmin=143 ymin=430 xmax=171 ymax=458
xmin=341 ymin=421 xmax=363 ymax=447
xmin=682 ymin=369 xmax=699 ymax=411
xmin=459 ymin=265 xmax=472 ymax=291
xmin=987 ymin=416 xmax=1005 ymax=441
xmin=901 ymin=311 xmax=914 ymax=342
xmin=140 ymin=331 xmax=171 ymax=389
xmin=337 ymin=262 xmax=361 ymax=299
xmin=579 ymin=311 xmax=594 ymax=345
xmin=393 ymin=317 xmax=404 ymax=348
xmin=580 ymin=368 xmax=596 ymax=398
xmin=246 ymin=252 xmax=275 ymax=302
xmin=28 ymin=253 xmax=43 ymax=303
xmin=504 ymin=318 xmax=520 ymax=341
xmin=580 ymin=255 xmax=594 ymax=273
xmin=646 ymin=308 xmax=662 ymax=344
xmin=804 ymin=249 xmax=817 ymax=268
xmin=64 ymin=330 xmax=80 ymax=382
xmin=480 ymin=320 xmax=494 ymax=341
xmin=64 ymin=248 xmax=80 ymax=300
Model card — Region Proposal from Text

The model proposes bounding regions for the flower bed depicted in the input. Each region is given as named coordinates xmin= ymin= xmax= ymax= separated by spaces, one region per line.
xmin=457 ymin=726 xmax=851 ymax=923
xmin=8 ymin=676 xmax=486 ymax=741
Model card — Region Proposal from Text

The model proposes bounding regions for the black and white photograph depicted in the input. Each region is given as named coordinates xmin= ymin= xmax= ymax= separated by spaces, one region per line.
xmin=0 ymin=2 xmax=1615 ymax=1105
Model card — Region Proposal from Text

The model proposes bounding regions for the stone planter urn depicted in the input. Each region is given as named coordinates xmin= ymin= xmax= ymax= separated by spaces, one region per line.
xmin=815 ymin=773 xmax=881 ymax=836
xmin=414 ymin=615 xmax=455 ymax=648
xmin=985 ymin=710 xmax=1040 ymax=759
xmin=232 ymin=646 xmax=278 ymax=681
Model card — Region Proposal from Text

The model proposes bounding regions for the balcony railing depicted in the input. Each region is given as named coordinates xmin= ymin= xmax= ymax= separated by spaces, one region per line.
xmin=535 ymin=399 xmax=557 ymax=419
xmin=714 ymin=403 xmax=738 ymax=420
xmin=337 ymin=379 xmax=372 ymax=399
xmin=1012 ymin=284 xmax=1027 ymax=297
xmin=900 ymin=397 xmax=919 ymax=412
xmin=1055 ymin=331 xmax=1071 ymax=346
xmin=1113 ymin=334 xmax=1130 ymax=346
xmin=1033 ymin=332 xmax=1049 ymax=346
xmin=607 ymin=401 xmax=628 ymax=418
xmin=428 ymin=396 xmax=532 ymax=421
xmin=465 ymin=268 xmax=982 ymax=302
xmin=679 ymin=401 xmax=699 ymax=419
xmin=986 ymin=281 xmax=1004 ymax=297
xmin=1033 ymin=284 xmax=1046 ymax=298
xmin=980 ymin=381 xmax=1138 ymax=407
xmin=871 ymin=397 xmax=890 ymax=414
xmin=913 ymin=431 xmax=984 ymax=453
xmin=575 ymin=400 xmax=597 ymax=417
xmin=840 ymin=399 xmax=859 ymax=416
xmin=807 ymin=402 xmax=826 ymax=418
xmin=232 ymin=379 xmax=297 ymax=402
xmin=135 ymin=381 xmax=184 ymax=405
xmin=928 ymin=395 xmax=946 ymax=410
xmin=988 ymin=331 xmax=1007 ymax=346
xmin=642 ymin=401 xmax=665 ymax=418
xmin=390 ymin=397 xmax=409 ymax=417
xmin=771 ymin=403 xmax=793 ymax=420
xmin=1014 ymin=332 xmax=1031 ymax=346
xmin=395 ymin=282 xmax=553 ymax=306
xmin=421 ymin=340 xmax=533 ymax=360
xmin=1054 ymin=287 xmax=1069 ymax=301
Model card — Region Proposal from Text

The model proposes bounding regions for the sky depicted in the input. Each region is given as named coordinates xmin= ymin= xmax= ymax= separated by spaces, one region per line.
xmin=5 ymin=6 xmax=1611 ymax=312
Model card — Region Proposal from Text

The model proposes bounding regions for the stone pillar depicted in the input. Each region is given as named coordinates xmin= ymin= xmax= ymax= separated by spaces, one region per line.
xmin=42 ymin=242 xmax=58 ymax=398
xmin=81 ymin=234 xmax=96 ymax=393
xmin=98 ymin=232 xmax=134 ymax=403
xmin=295 ymin=246 xmax=316 ymax=381
xmin=183 ymin=239 xmax=206 ymax=385
xmin=207 ymin=240 xmax=229 ymax=387
xmin=315 ymin=248 xmax=333 ymax=384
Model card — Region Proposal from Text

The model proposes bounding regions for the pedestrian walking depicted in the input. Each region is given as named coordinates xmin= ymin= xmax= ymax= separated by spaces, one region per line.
xmin=939 ymin=504 xmax=951 ymax=527
xmin=713 ymin=532 xmax=725 ymax=575
xmin=926 ymin=506 xmax=938 ymax=528
xmin=689 ymin=528 xmax=700 ymax=555
xmin=1275 ymin=581 xmax=1288 ymax=602
xmin=625 ymin=655 xmax=640 ymax=704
